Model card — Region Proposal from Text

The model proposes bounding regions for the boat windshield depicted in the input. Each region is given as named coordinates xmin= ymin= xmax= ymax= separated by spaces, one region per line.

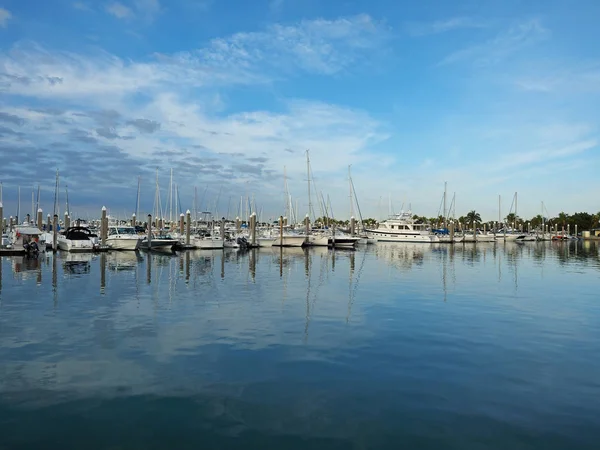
xmin=109 ymin=227 xmax=136 ymax=235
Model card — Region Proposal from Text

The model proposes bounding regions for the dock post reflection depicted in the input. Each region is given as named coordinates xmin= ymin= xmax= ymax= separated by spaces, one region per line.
xmin=37 ymin=257 xmax=42 ymax=285
xmin=185 ymin=251 xmax=190 ymax=283
xmin=279 ymin=247 xmax=283 ymax=278
xmin=52 ymin=253 xmax=57 ymax=306
xmin=0 ymin=256 xmax=3 ymax=296
xmin=100 ymin=252 xmax=106 ymax=293
xmin=249 ymin=248 xmax=256 ymax=281
xmin=146 ymin=252 xmax=151 ymax=284
xmin=220 ymin=251 xmax=225 ymax=279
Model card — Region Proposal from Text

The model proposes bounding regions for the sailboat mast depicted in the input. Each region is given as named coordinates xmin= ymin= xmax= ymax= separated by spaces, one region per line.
xmin=53 ymin=169 xmax=59 ymax=218
xmin=31 ymin=187 xmax=34 ymax=221
xmin=17 ymin=186 xmax=20 ymax=223
xmin=65 ymin=185 xmax=70 ymax=217
xmin=443 ymin=181 xmax=447 ymax=227
xmin=348 ymin=165 xmax=354 ymax=220
xmin=306 ymin=150 xmax=312 ymax=219
xmin=283 ymin=165 xmax=289 ymax=219
xmin=498 ymin=195 xmax=501 ymax=226
xmin=36 ymin=185 xmax=40 ymax=214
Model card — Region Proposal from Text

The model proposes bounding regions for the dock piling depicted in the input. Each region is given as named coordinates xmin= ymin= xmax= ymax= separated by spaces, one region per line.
xmin=65 ymin=212 xmax=70 ymax=230
xmin=185 ymin=210 xmax=191 ymax=246
xmin=350 ymin=216 xmax=356 ymax=236
xmin=179 ymin=213 xmax=184 ymax=236
xmin=101 ymin=207 xmax=107 ymax=246
xmin=250 ymin=212 xmax=257 ymax=247
xmin=131 ymin=214 xmax=136 ymax=227
xmin=37 ymin=209 xmax=42 ymax=231
xmin=279 ymin=216 xmax=283 ymax=247
xmin=52 ymin=215 xmax=58 ymax=252
xmin=147 ymin=214 xmax=152 ymax=250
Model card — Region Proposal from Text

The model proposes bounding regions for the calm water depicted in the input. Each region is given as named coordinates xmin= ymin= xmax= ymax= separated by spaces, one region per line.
xmin=1 ymin=242 xmax=599 ymax=449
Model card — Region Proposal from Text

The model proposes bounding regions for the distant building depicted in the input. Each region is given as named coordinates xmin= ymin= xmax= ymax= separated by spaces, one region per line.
xmin=591 ymin=228 xmax=600 ymax=237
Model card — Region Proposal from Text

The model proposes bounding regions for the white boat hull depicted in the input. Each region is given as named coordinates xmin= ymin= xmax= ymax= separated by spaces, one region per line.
xmin=463 ymin=234 xmax=496 ymax=243
xmin=193 ymin=237 xmax=224 ymax=249
xmin=106 ymin=237 xmax=141 ymax=250
xmin=57 ymin=238 xmax=95 ymax=252
xmin=367 ymin=230 xmax=437 ymax=243
xmin=257 ymin=238 xmax=276 ymax=248
xmin=307 ymin=235 xmax=329 ymax=246
xmin=272 ymin=235 xmax=306 ymax=247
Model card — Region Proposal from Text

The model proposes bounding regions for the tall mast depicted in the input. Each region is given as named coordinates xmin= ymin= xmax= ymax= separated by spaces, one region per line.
xmin=348 ymin=165 xmax=354 ymax=220
xmin=65 ymin=185 xmax=70 ymax=217
xmin=53 ymin=169 xmax=59 ymax=218
xmin=17 ymin=186 xmax=20 ymax=222
xmin=135 ymin=176 xmax=141 ymax=218
xmin=306 ymin=150 xmax=312 ymax=220
xmin=498 ymin=195 xmax=501 ymax=226
xmin=443 ymin=181 xmax=447 ymax=227
xmin=283 ymin=165 xmax=289 ymax=219
xmin=36 ymin=185 xmax=41 ymax=214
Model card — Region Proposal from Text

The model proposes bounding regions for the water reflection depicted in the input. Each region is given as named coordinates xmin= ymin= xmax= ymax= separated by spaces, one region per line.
xmin=0 ymin=241 xmax=599 ymax=449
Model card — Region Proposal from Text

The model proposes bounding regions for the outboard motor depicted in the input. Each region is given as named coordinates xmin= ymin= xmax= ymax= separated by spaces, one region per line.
xmin=236 ymin=236 xmax=249 ymax=249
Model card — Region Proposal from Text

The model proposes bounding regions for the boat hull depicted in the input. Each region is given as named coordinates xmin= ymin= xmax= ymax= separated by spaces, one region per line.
xmin=57 ymin=238 xmax=95 ymax=252
xmin=257 ymin=238 xmax=276 ymax=248
xmin=193 ymin=237 xmax=224 ymax=249
xmin=272 ymin=235 xmax=306 ymax=247
xmin=106 ymin=237 xmax=141 ymax=250
xmin=367 ymin=230 xmax=437 ymax=243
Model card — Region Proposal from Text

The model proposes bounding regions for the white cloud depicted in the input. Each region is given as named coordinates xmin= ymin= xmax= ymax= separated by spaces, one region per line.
xmin=439 ymin=19 xmax=548 ymax=67
xmin=72 ymin=2 xmax=93 ymax=11
xmin=0 ymin=7 xmax=12 ymax=28
xmin=106 ymin=2 xmax=133 ymax=19
xmin=406 ymin=17 xmax=486 ymax=36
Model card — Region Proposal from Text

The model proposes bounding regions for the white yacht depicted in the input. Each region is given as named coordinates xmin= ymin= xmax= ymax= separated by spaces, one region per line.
xmin=106 ymin=226 xmax=142 ymax=250
xmin=57 ymin=226 xmax=97 ymax=252
xmin=192 ymin=235 xmax=224 ymax=249
xmin=366 ymin=212 xmax=439 ymax=243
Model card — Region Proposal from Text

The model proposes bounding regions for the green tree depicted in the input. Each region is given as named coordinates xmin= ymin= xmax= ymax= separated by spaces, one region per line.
xmin=466 ymin=210 xmax=481 ymax=229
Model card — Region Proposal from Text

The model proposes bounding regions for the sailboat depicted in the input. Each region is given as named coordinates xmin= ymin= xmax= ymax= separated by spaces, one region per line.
xmin=139 ymin=170 xmax=178 ymax=250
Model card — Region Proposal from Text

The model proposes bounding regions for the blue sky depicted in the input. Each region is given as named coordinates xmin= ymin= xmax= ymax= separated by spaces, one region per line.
xmin=0 ymin=0 xmax=599 ymax=221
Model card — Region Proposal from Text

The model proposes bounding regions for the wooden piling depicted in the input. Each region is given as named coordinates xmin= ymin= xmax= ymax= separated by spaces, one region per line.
xmin=131 ymin=214 xmax=136 ymax=227
xmin=9 ymin=216 xmax=13 ymax=232
xmin=279 ymin=216 xmax=283 ymax=246
xmin=575 ymin=224 xmax=578 ymax=237
xmin=235 ymin=217 xmax=241 ymax=233
xmin=350 ymin=216 xmax=356 ymax=236
xmin=101 ymin=206 xmax=107 ymax=246
xmin=47 ymin=214 xmax=51 ymax=232
xmin=305 ymin=214 xmax=310 ymax=245
xmin=179 ymin=213 xmax=184 ymax=236
xmin=250 ymin=212 xmax=256 ymax=247
xmin=185 ymin=210 xmax=191 ymax=246
xmin=147 ymin=214 xmax=152 ymax=250
xmin=26 ymin=214 xmax=31 ymax=225
xmin=37 ymin=208 xmax=42 ymax=231
xmin=65 ymin=212 xmax=70 ymax=230
xmin=449 ymin=222 xmax=455 ymax=242
xmin=52 ymin=215 xmax=58 ymax=252
xmin=219 ymin=217 xmax=225 ymax=243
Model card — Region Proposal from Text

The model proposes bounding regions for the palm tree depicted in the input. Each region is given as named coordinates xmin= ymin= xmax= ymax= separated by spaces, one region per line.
xmin=466 ymin=210 xmax=481 ymax=230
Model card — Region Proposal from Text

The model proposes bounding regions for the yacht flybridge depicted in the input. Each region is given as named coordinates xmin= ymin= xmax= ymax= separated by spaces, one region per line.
xmin=366 ymin=211 xmax=439 ymax=243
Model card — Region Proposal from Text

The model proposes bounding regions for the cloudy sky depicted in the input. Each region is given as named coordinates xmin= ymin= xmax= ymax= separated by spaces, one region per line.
xmin=0 ymin=0 xmax=599 ymax=221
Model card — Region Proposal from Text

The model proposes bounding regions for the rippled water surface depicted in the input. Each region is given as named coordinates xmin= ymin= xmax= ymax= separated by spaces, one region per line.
xmin=1 ymin=242 xmax=599 ymax=449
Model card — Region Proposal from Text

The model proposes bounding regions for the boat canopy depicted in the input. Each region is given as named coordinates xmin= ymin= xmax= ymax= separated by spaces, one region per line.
xmin=14 ymin=226 xmax=43 ymax=235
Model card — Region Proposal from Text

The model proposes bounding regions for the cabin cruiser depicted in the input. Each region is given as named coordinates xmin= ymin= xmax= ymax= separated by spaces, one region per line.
xmin=139 ymin=232 xmax=178 ymax=250
xmin=106 ymin=226 xmax=142 ymax=250
xmin=57 ymin=226 xmax=97 ymax=252
xmin=366 ymin=211 xmax=439 ymax=243
xmin=9 ymin=226 xmax=46 ymax=255
xmin=328 ymin=231 xmax=360 ymax=248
